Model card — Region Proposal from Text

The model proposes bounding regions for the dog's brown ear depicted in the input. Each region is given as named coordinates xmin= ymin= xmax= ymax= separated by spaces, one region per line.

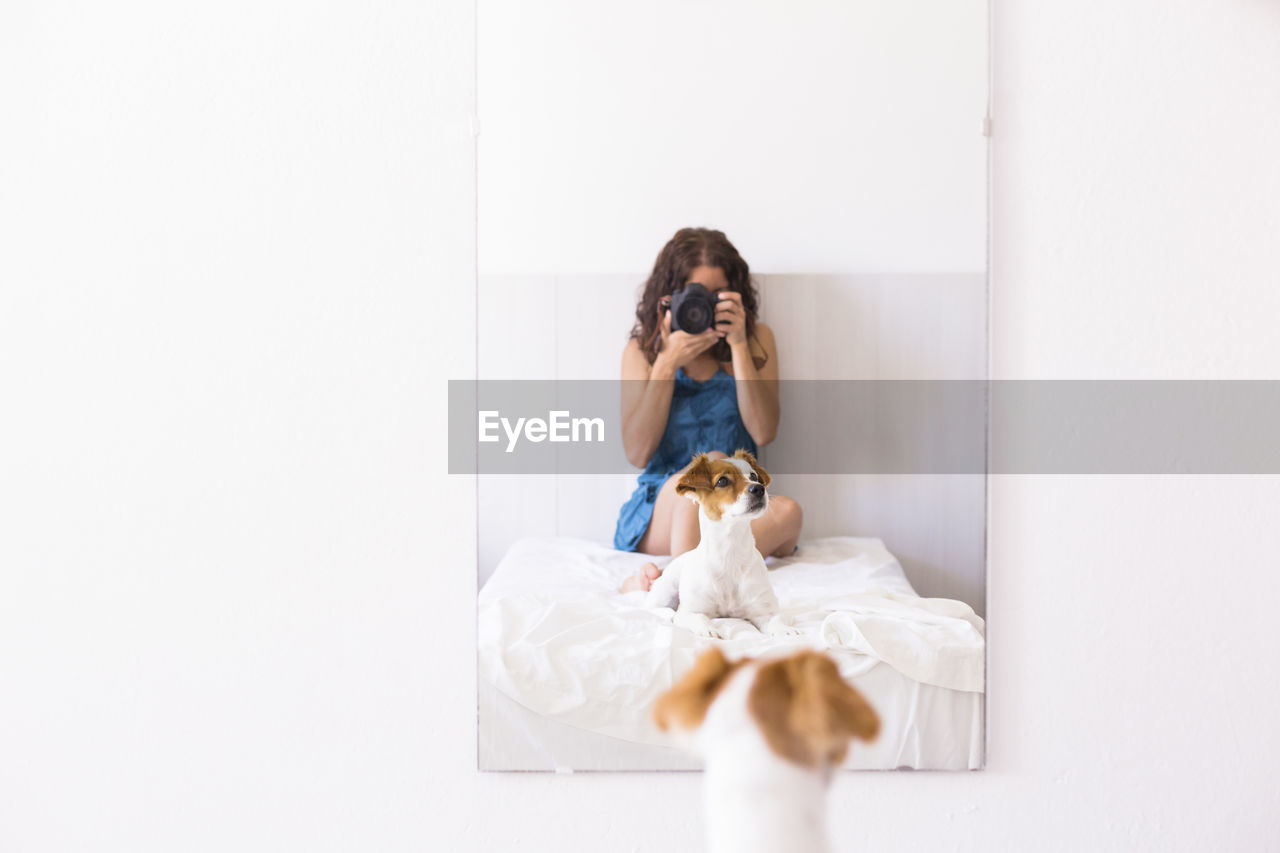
xmin=653 ymin=648 xmax=746 ymax=732
xmin=675 ymin=454 xmax=715 ymax=497
xmin=733 ymin=449 xmax=771 ymax=489
xmin=748 ymin=651 xmax=879 ymax=769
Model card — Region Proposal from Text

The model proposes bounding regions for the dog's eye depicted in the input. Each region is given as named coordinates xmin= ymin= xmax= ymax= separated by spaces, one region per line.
xmin=749 ymin=472 xmax=759 ymax=482
xmin=715 ymin=476 xmax=730 ymax=488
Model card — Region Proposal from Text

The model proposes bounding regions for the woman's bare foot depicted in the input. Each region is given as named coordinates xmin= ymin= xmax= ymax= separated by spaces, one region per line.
xmin=620 ymin=562 xmax=662 ymax=593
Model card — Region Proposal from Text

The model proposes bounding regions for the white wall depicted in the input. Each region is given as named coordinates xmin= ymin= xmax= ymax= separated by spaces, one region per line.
xmin=4 ymin=3 xmax=1280 ymax=853
xmin=478 ymin=0 xmax=987 ymax=275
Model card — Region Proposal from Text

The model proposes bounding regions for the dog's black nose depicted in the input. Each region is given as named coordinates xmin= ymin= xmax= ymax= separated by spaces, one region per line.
xmin=749 ymin=483 xmax=764 ymax=497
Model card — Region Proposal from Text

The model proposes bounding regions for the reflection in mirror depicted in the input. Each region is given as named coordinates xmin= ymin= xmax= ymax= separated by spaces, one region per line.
xmin=476 ymin=0 xmax=988 ymax=771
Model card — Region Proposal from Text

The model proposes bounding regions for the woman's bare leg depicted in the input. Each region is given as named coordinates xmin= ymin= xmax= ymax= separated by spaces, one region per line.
xmin=749 ymin=495 xmax=804 ymax=558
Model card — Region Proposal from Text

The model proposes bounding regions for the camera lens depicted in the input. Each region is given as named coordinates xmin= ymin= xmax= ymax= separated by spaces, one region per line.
xmin=680 ymin=301 xmax=708 ymax=330
xmin=670 ymin=282 xmax=715 ymax=334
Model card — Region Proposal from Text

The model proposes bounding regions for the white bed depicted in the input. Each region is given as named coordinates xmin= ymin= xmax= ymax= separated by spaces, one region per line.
xmin=478 ymin=536 xmax=985 ymax=771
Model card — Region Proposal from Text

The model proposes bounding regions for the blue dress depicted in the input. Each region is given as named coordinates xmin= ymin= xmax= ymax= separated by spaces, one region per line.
xmin=613 ymin=366 xmax=758 ymax=551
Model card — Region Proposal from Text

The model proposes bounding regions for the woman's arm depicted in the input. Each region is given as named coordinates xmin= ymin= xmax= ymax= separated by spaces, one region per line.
xmin=620 ymin=317 xmax=720 ymax=468
xmin=713 ymin=291 xmax=780 ymax=446
xmin=620 ymin=339 xmax=675 ymax=468
xmin=728 ymin=323 xmax=780 ymax=445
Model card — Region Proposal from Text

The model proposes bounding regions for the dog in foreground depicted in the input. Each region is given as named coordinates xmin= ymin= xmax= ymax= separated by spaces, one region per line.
xmin=654 ymin=648 xmax=880 ymax=853
xmin=644 ymin=450 xmax=798 ymax=638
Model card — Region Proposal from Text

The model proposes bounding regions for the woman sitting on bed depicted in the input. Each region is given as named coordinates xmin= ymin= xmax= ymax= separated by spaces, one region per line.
xmin=617 ymin=227 xmax=803 ymax=593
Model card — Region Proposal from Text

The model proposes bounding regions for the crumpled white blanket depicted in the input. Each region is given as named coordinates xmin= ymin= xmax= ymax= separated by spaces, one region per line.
xmin=479 ymin=537 xmax=984 ymax=739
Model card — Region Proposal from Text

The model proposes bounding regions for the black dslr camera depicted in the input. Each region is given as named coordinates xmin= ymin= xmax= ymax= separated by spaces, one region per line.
xmin=668 ymin=282 xmax=717 ymax=334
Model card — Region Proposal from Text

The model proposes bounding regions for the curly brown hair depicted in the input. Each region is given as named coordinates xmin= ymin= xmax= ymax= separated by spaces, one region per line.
xmin=630 ymin=227 xmax=767 ymax=368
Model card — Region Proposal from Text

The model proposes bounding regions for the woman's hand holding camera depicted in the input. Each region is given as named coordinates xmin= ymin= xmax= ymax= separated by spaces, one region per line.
xmin=653 ymin=302 xmax=718 ymax=375
xmin=713 ymin=290 xmax=748 ymax=347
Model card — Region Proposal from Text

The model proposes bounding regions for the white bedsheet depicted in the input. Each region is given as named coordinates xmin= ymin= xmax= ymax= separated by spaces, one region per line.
xmin=478 ymin=536 xmax=985 ymax=756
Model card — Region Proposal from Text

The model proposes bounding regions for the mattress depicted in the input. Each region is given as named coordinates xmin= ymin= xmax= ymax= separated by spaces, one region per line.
xmin=478 ymin=536 xmax=985 ymax=771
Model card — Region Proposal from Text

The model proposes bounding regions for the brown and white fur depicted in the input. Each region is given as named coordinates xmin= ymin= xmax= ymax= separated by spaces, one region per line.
xmin=654 ymin=648 xmax=880 ymax=853
xmin=644 ymin=451 xmax=798 ymax=638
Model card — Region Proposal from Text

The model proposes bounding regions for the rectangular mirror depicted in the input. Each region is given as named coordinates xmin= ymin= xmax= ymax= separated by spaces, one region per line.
xmin=474 ymin=0 xmax=988 ymax=771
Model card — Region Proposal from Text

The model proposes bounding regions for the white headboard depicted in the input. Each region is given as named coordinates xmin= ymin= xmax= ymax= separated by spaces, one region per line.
xmin=477 ymin=273 xmax=987 ymax=614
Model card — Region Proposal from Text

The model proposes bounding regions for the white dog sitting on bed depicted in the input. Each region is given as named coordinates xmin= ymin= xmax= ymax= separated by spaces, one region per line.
xmin=644 ymin=450 xmax=799 ymax=638
xmin=654 ymin=647 xmax=880 ymax=853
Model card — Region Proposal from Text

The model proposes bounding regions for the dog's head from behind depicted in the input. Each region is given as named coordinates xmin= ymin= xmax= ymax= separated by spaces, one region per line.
xmin=675 ymin=450 xmax=771 ymax=522
xmin=653 ymin=647 xmax=880 ymax=773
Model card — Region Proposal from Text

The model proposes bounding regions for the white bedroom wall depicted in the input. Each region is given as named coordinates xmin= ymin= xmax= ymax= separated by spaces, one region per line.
xmin=477 ymin=0 xmax=988 ymax=275
xmin=5 ymin=2 xmax=1280 ymax=853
